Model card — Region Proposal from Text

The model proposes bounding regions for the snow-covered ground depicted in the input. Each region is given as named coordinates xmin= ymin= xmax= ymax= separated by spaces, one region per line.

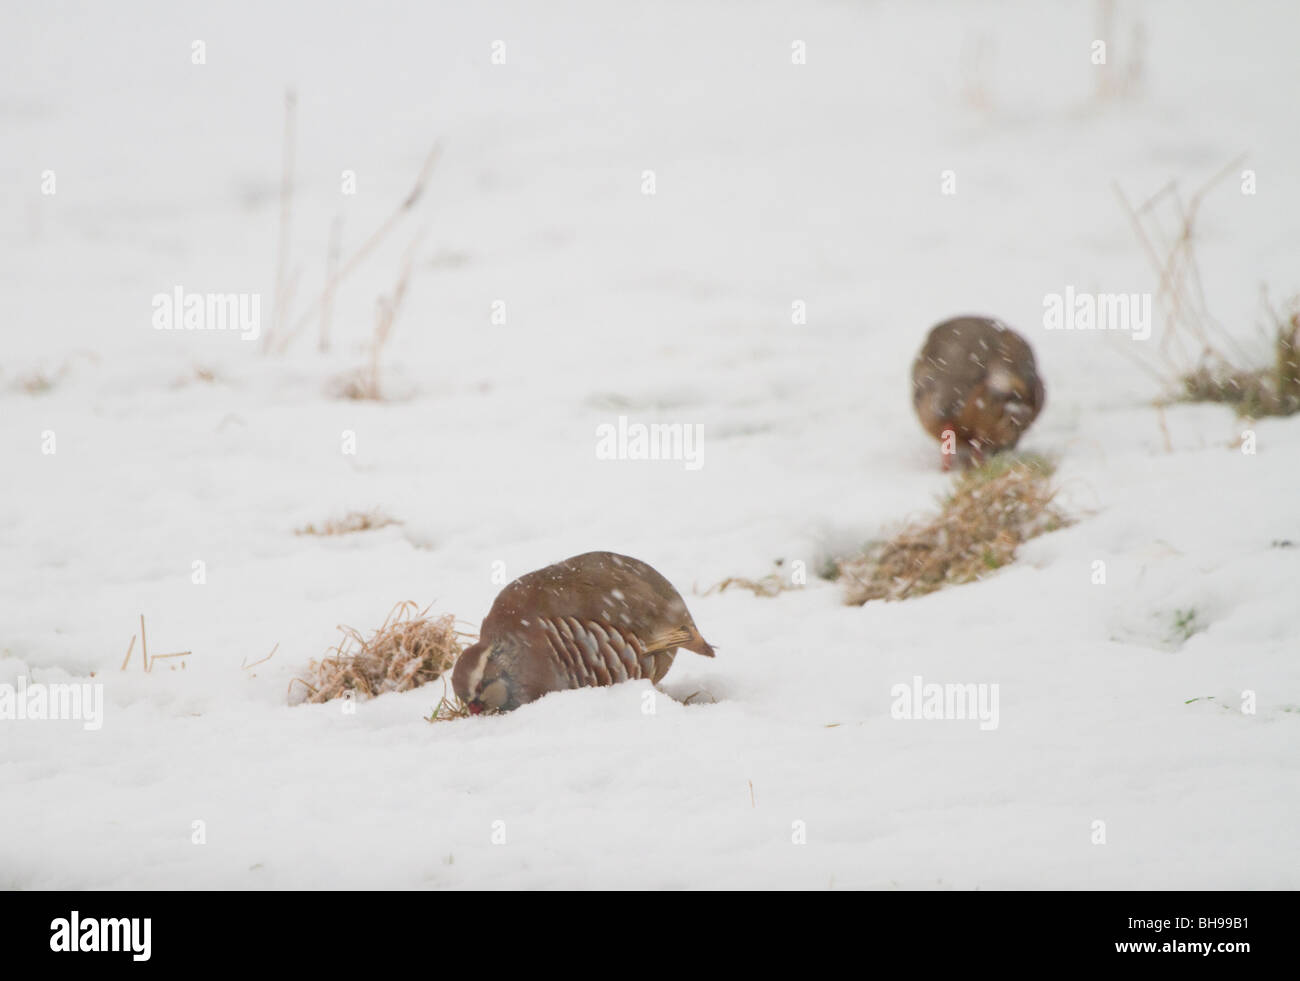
xmin=2 ymin=0 xmax=1297 ymax=888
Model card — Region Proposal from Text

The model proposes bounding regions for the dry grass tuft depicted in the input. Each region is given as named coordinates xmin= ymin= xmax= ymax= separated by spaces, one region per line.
xmin=327 ymin=368 xmax=385 ymax=402
xmin=837 ymin=454 xmax=1070 ymax=606
xmin=8 ymin=351 xmax=99 ymax=395
xmin=289 ymin=602 xmax=470 ymax=705
xmin=1176 ymin=298 xmax=1300 ymax=418
xmin=699 ymin=574 xmax=792 ymax=599
xmin=16 ymin=369 xmax=58 ymax=394
xmin=424 ymin=679 xmax=472 ymax=723
xmin=698 ymin=558 xmax=805 ymax=599
xmin=294 ymin=509 xmax=400 ymax=536
xmin=1115 ymin=159 xmax=1300 ymax=419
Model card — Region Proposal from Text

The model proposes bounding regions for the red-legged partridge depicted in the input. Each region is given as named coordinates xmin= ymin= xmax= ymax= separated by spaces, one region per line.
xmin=912 ymin=315 xmax=1045 ymax=469
xmin=452 ymin=551 xmax=714 ymax=714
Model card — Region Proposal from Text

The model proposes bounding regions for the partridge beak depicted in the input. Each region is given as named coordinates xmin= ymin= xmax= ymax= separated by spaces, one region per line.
xmin=468 ymin=702 xmax=483 ymax=715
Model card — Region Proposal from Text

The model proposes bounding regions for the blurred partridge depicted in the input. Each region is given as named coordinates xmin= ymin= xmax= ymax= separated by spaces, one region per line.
xmin=452 ymin=551 xmax=714 ymax=714
xmin=912 ymin=315 xmax=1045 ymax=469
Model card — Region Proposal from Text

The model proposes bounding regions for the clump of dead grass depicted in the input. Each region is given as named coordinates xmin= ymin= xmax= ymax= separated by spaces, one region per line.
xmin=837 ymin=454 xmax=1070 ymax=606
xmin=1176 ymin=298 xmax=1300 ymax=418
xmin=294 ymin=509 xmax=400 ymax=536
xmin=15 ymin=369 xmax=59 ymax=395
xmin=289 ymin=602 xmax=469 ymax=704
xmin=6 ymin=351 xmax=100 ymax=395
xmin=1115 ymin=158 xmax=1300 ymax=419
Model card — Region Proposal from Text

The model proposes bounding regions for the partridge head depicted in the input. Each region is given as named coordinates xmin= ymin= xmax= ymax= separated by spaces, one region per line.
xmin=912 ymin=315 xmax=1045 ymax=469
xmin=452 ymin=551 xmax=715 ymax=714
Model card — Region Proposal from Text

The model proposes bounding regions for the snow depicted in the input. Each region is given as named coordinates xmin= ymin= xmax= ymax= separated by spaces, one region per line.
xmin=2 ymin=0 xmax=1297 ymax=888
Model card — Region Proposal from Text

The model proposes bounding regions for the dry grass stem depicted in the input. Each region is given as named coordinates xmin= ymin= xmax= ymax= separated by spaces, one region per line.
xmin=266 ymin=88 xmax=298 ymax=353
xmin=328 ymin=232 xmax=425 ymax=400
xmin=278 ymin=142 xmax=440 ymax=353
xmin=1093 ymin=0 xmax=1146 ymax=102
xmin=241 ymin=643 xmax=278 ymax=671
xmin=1156 ymin=405 xmax=1173 ymax=453
xmin=319 ymin=215 xmax=343 ymax=353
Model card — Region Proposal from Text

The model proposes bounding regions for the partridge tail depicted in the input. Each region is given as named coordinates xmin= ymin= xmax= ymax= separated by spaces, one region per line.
xmin=688 ymin=636 xmax=717 ymax=658
xmin=645 ymin=626 xmax=715 ymax=658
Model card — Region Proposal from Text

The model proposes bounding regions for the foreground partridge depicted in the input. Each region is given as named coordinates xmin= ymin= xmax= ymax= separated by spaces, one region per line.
xmin=912 ymin=315 xmax=1045 ymax=469
xmin=452 ymin=551 xmax=715 ymax=714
